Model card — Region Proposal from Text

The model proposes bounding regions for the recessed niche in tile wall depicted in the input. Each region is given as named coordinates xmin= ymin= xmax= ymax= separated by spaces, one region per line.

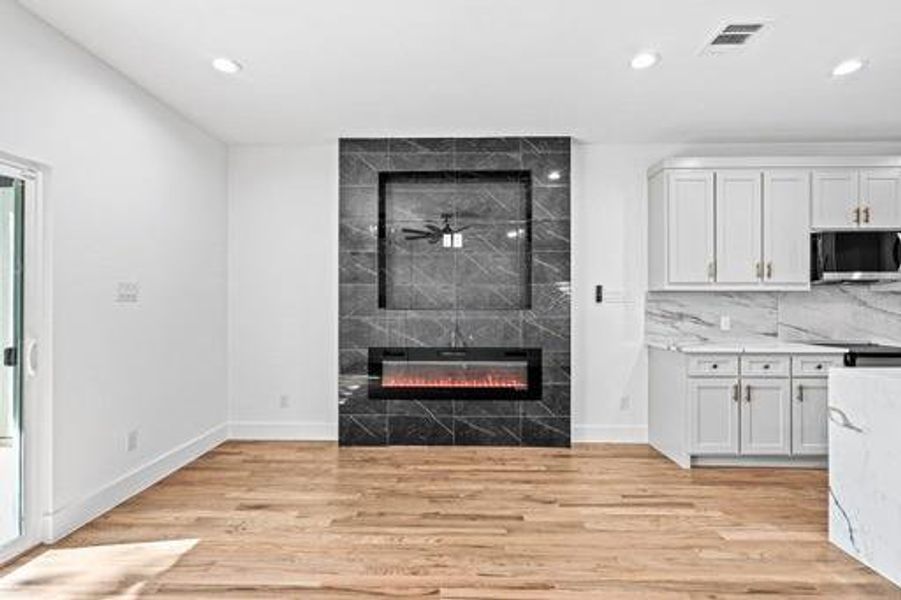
xmin=379 ymin=171 xmax=532 ymax=311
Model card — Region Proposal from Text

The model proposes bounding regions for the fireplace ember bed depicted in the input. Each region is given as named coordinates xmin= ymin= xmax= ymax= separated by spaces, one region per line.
xmin=368 ymin=347 xmax=542 ymax=400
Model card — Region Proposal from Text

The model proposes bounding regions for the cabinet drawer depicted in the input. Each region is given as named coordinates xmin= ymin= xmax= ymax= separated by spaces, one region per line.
xmin=740 ymin=355 xmax=790 ymax=377
xmin=687 ymin=355 xmax=739 ymax=377
xmin=792 ymin=355 xmax=844 ymax=377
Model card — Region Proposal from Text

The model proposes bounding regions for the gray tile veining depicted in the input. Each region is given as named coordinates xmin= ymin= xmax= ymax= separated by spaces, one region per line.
xmin=778 ymin=286 xmax=901 ymax=344
xmin=646 ymin=286 xmax=901 ymax=347
xmin=645 ymin=292 xmax=779 ymax=346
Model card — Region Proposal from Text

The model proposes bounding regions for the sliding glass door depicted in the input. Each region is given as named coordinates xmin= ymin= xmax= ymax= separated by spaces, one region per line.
xmin=0 ymin=171 xmax=24 ymax=548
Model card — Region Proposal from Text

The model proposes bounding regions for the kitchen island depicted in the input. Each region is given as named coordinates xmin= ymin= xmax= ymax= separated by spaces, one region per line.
xmin=829 ymin=368 xmax=901 ymax=588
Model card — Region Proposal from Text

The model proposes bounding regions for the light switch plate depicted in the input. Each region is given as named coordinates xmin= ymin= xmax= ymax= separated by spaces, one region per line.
xmin=720 ymin=315 xmax=731 ymax=331
xmin=116 ymin=281 xmax=140 ymax=304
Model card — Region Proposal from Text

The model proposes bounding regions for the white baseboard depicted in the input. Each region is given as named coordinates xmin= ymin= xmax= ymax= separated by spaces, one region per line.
xmin=229 ymin=421 xmax=337 ymax=441
xmin=45 ymin=423 xmax=228 ymax=543
xmin=573 ymin=424 xmax=648 ymax=443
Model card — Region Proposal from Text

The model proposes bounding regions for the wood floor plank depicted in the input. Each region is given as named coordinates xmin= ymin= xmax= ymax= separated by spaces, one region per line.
xmin=1 ymin=442 xmax=899 ymax=598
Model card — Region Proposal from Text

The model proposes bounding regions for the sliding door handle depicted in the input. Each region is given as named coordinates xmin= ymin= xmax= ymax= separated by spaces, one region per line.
xmin=24 ymin=338 xmax=37 ymax=377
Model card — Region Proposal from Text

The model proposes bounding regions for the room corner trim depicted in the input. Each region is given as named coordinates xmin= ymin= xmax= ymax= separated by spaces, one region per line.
xmin=45 ymin=423 xmax=229 ymax=543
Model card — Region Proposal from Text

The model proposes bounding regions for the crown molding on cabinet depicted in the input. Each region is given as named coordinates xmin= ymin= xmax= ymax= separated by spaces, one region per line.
xmin=648 ymin=156 xmax=901 ymax=178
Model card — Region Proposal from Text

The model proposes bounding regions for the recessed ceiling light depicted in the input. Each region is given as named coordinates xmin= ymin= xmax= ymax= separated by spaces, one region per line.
xmin=630 ymin=51 xmax=660 ymax=70
xmin=832 ymin=58 xmax=866 ymax=78
xmin=212 ymin=57 xmax=243 ymax=74
xmin=548 ymin=170 xmax=562 ymax=181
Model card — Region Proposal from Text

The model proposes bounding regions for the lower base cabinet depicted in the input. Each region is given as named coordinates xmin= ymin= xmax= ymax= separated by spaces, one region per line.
xmin=792 ymin=378 xmax=829 ymax=455
xmin=651 ymin=349 xmax=838 ymax=467
xmin=689 ymin=377 xmax=793 ymax=456
xmin=741 ymin=378 xmax=792 ymax=455
xmin=689 ymin=378 xmax=739 ymax=454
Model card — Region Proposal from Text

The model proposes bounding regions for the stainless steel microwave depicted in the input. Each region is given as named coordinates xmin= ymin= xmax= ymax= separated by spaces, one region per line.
xmin=811 ymin=231 xmax=901 ymax=283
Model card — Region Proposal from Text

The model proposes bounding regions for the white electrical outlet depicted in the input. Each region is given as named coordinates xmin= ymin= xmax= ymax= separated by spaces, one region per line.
xmin=720 ymin=315 xmax=731 ymax=331
xmin=279 ymin=395 xmax=290 ymax=409
xmin=620 ymin=395 xmax=631 ymax=410
xmin=127 ymin=429 xmax=139 ymax=452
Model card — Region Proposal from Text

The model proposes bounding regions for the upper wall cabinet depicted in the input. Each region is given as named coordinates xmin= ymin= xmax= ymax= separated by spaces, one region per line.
xmin=649 ymin=166 xmax=809 ymax=291
xmin=665 ymin=171 xmax=715 ymax=284
xmin=649 ymin=157 xmax=901 ymax=292
xmin=763 ymin=171 xmax=811 ymax=285
xmin=812 ymin=168 xmax=901 ymax=229
xmin=716 ymin=171 xmax=762 ymax=284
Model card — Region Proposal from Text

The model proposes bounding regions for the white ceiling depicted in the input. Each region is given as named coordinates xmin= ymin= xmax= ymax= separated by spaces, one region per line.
xmin=19 ymin=0 xmax=901 ymax=144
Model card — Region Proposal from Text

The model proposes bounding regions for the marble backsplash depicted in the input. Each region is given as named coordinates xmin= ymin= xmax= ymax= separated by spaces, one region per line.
xmin=646 ymin=286 xmax=901 ymax=346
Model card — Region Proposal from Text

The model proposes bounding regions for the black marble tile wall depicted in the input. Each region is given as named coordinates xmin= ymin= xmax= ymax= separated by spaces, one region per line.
xmin=339 ymin=137 xmax=571 ymax=447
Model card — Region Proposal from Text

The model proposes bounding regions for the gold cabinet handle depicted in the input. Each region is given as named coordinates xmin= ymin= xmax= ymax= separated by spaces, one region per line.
xmin=732 ymin=383 xmax=740 ymax=403
xmin=755 ymin=262 xmax=763 ymax=279
xmin=707 ymin=261 xmax=716 ymax=281
xmin=797 ymin=385 xmax=804 ymax=403
xmin=863 ymin=206 xmax=871 ymax=224
xmin=853 ymin=207 xmax=861 ymax=224
xmin=766 ymin=262 xmax=773 ymax=279
xmin=745 ymin=385 xmax=752 ymax=403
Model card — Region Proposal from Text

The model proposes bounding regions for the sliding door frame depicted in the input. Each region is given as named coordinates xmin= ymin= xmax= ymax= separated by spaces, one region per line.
xmin=0 ymin=155 xmax=52 ymax=565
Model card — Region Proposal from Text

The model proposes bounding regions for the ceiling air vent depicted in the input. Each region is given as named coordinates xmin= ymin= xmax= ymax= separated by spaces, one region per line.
xmin=702 ymin=22 xmax=768 ymax=55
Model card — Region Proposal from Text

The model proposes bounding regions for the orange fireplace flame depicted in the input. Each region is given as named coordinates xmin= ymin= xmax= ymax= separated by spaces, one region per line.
xmin=383 ymin=373 xmax=527 ymax=390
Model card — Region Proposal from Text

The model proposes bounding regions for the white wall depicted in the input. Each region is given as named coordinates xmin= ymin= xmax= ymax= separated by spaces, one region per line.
xmin=571 ymin=143 xmax=673 ymax=441
xmin=228 ymin=140 xmax=901 ymax=443
xmin=227 ymin=146 xmax=338 ymax=439
xmin=226 ymin=142 xmax=667 ymax=441
xmin=0 ymin=0 xmax=228 ymax=538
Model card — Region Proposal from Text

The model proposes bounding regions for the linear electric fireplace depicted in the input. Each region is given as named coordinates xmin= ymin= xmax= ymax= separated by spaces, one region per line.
xmin=369 ymin=347 xmax=542 ymax=400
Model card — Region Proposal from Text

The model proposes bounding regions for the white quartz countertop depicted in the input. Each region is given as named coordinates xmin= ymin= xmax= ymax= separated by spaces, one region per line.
xmin=646 ymin=340 xmax=848 ymax=355
xmin=828 ymin=367 xmax=901 ymax=587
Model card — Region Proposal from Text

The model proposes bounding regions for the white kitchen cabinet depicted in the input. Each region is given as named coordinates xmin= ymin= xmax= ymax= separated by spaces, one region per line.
xmin=716 ymin=171 xmax=762 ymax=284
xmin=860 ymin=168 xmax=901 ymax=228
xmin=763 ymin=171 xmax=810 ymax=285
xmin=649 ymin=165 xmax=810 ymax=291
xmin=689 ymin=378 xmax=739 ymax=455
xmin=648 ymin=346 xmax=843 ymax=468
xmin=812 ymin=169 xmax=859 ymax=229
xmin=666 ymin=171 xmax=715 ymax=285
xmin=650 ymin=157 xmax=901 ymax=291
xmin=740 ymin=378 xmax=792 ymax=455
xmin=812 ymin=167 xmax=901 ymax=229
xmin=792 ymin=378 xmax=829 ymax=455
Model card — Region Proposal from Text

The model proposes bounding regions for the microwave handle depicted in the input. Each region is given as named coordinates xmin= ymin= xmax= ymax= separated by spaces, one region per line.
xmin=894 ymin=234 xmax=901 ymax=270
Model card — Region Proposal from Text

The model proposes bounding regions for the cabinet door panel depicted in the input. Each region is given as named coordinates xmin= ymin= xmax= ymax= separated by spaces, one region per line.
xmin=860 ymin=168 xmax=901 ymax=228
xmin=812 ymin=169 xmax=859 ymax=229
xmin=716 ymin=171 xmax=762 ymax=284
xmin=667 ymin=171 xmax=715 ymax=284
xmin=792 ymin=379 xmax=828 ymax=456
xmin=763 ymin=170 xmax=810 ymax=285
xmin=740 ymin=378 xmax=791 ymax=455
xmin=689 ymin=378 xmax=739 ymax=455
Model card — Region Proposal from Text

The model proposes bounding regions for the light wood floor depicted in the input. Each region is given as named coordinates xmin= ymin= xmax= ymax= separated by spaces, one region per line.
xmin=2 ymin=442 xmax=899 ymax=599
